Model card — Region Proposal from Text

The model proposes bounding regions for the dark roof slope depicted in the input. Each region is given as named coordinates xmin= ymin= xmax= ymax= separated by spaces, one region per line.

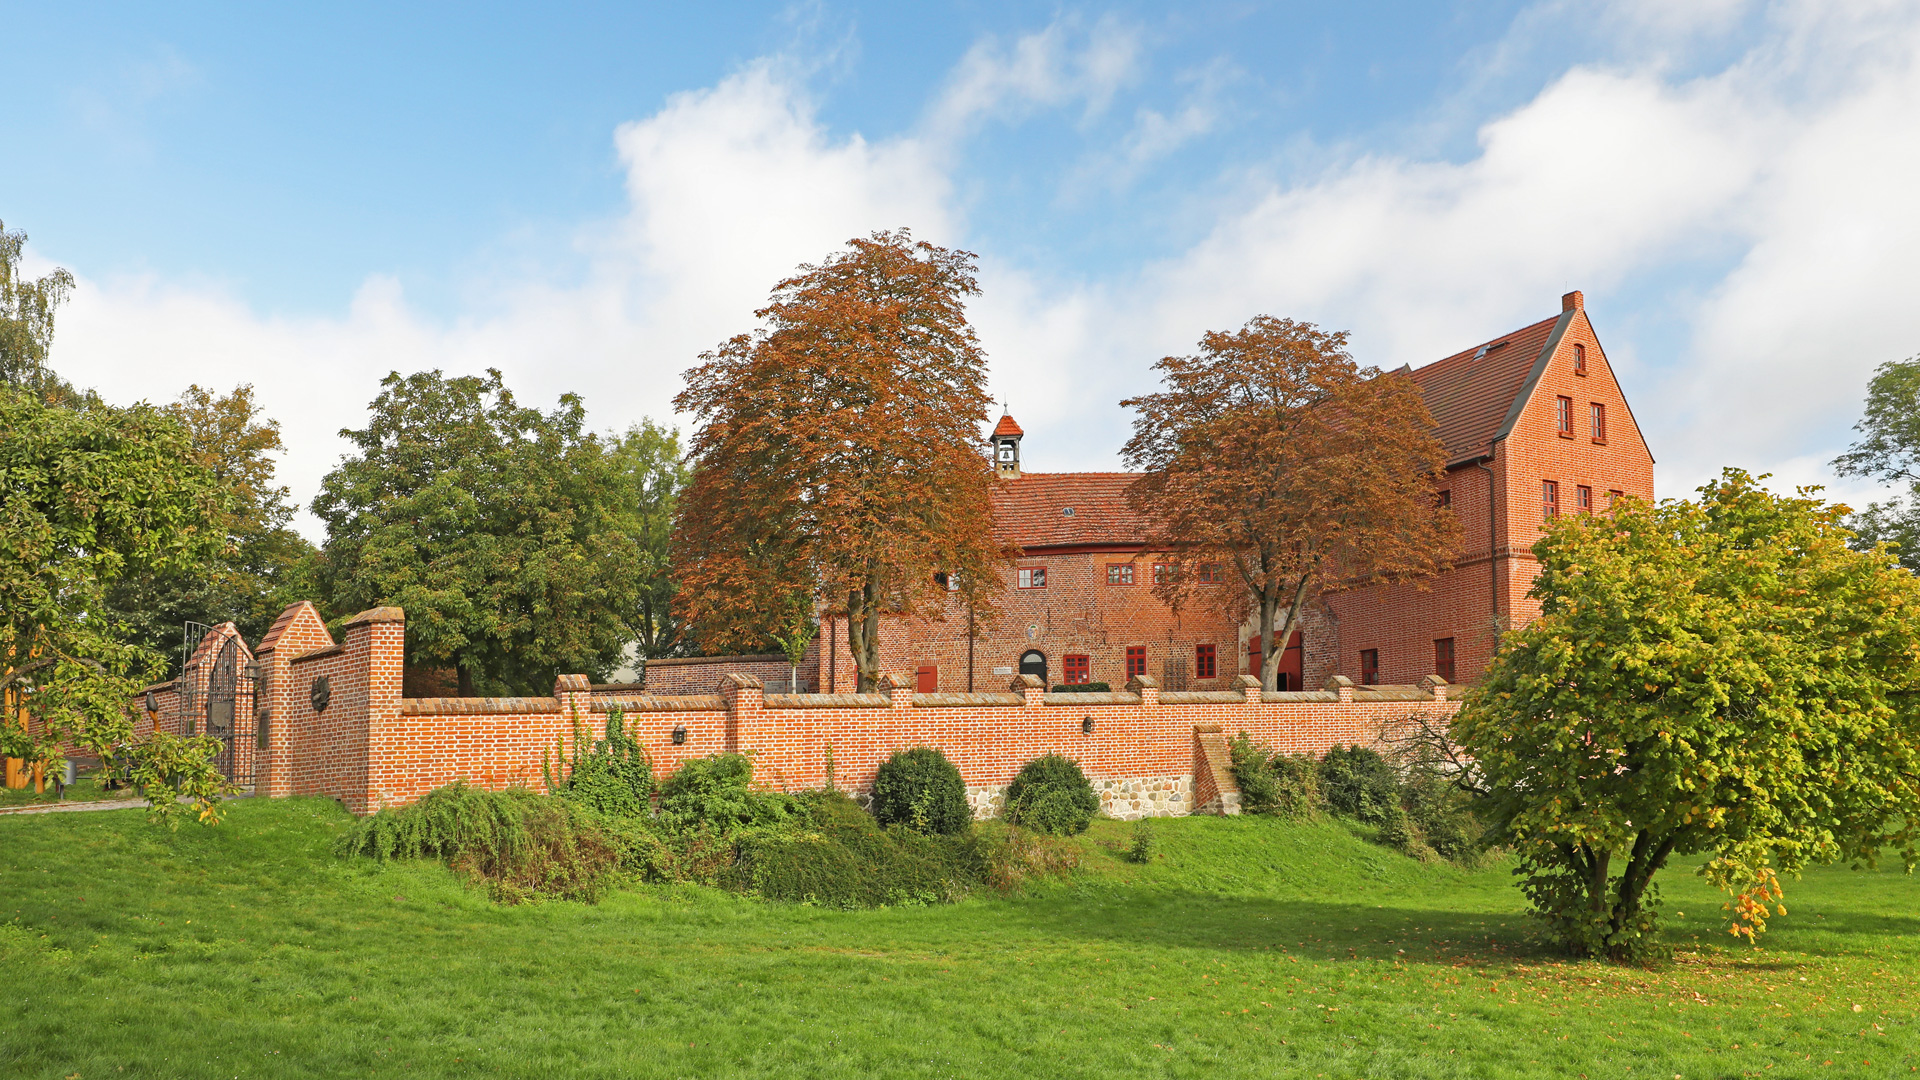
xmin=1408 ymin=312 xmax=1567 ymax=464
xmin=991 ymin=472 xmax=1150 ymax=550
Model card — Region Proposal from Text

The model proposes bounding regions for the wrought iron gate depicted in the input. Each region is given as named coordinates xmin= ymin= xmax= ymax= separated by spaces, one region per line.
xmin=204 ymin=637 xmax=255 ymax=786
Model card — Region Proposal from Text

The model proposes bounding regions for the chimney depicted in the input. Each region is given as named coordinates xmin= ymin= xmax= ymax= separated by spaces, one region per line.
xmin=1562 ymin=290 xmax=1584 ymax=312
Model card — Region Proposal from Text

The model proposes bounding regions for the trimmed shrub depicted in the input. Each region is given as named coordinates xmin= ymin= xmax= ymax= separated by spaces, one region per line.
xmin=339 ymin=783 xmax=623 ymax=903
xmin=1319 ymin=745 xmax=1401 ymax=826
xmin=657 ymin=752 xmax=795 ymax=833
xmin=1049 ymin=682 xmax=1112 ymax=693
xmin=871 ymin=747 xmax=971 ymax=835
xmin=1004 ymin=754 xmax=1100 ymax=836
xmin=1228 ymin=734 xmax=1323 ymax=818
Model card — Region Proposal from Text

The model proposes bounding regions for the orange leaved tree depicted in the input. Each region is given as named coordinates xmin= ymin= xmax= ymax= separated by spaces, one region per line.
xmin=1121 ymin=316 xmax=1458 ymax=690
xmin=672 ymin=230 xmax=1004 ymax=691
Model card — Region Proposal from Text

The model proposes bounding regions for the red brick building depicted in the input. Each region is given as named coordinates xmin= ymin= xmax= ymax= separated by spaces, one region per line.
xmin=822 ymin=290 xmax=1653 ymax=692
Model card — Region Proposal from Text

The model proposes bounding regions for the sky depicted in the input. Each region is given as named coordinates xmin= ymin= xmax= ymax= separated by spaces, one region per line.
xmin=5 ymin=0 xmax=1919 ymax=538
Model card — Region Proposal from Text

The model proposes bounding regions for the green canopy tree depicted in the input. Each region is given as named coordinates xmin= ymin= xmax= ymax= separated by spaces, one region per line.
xmin=0 ymin=388 xmax=227 ymax=770
xmin=0 ymin=219 xmax=74 ymax=393
xmin=1455 ymin=470 xmax=1920 ymax=962
xmin=106 ymin=384 xmax=319 ymax=669
xmin=314 ymin=369 xmax=631 ymax=696
xmin=607 ymin=420 xmax=691 ymax=663
xmin=1834 ymin=354 xmax=1920 ymax=572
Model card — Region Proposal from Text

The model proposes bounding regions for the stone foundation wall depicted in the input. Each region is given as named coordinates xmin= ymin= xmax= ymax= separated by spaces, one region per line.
xmin=962 ymin=774 xmax=1192 ymax=821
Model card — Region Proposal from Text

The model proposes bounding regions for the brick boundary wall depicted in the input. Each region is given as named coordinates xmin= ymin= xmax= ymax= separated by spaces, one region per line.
xmin=141 ymin=604 xmax=1460 ymax=818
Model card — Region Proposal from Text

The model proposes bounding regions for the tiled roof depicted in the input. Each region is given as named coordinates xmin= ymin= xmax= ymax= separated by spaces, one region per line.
xmin=993 ymin=414 xmax=1025 ymax=437
xmin=1408 ymin=312 xmax=1565 ymax=464
xmin=991 ymin=472 xmax=1151 ymax=550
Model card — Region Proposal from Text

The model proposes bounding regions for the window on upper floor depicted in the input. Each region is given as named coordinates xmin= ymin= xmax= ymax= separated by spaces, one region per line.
xmin=1433 ymin=638 xmax=1455 ymax=683
xmin=1573 ymin=343 xmax=1587 ymax=375
xmin=1194 ymin=644 xmax=1217 ymax=680
xmin=1360 ymin=649 xmax=1380 ymax=685
xmin=1556 ymin=396 xmax=1574 ymax=437
xmin=1591 ymin=402 xmax=1607 ymax=443
xmin=1017 ymin=567 xmax=1047 ymax=589
xmin=1436 ymin=488 xmax=1452 ymax=510
xmin=1197 ymin=563 xmax=1221 ymax=583
xmin=1577 ymin=485 xmax=1593 ymax=514
xmin=1063 ymin=654 xmax=1090 ymax=684
xmin=1152 ymin=562 xmax=1170 ymax=585
xmin=1125 ymin=646 xmax=1148 ymax=679
xmin=1107 ymin=563 xmax=1134 ymax=585
xmin=1543 ymin=480 xmax=1560 ymax=521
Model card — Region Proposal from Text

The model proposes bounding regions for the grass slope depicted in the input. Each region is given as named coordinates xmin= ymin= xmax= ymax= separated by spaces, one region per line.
xmin=1 ymin=799 xmax=1914 ymax=1078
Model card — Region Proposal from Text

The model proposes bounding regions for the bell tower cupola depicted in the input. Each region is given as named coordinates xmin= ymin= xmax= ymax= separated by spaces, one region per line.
xmin=991 ymin=409 xmax=1024 ymax=478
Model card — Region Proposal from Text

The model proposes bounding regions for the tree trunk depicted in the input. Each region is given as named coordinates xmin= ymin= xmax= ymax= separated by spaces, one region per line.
xmin=456 ymin=662 xmax=476 ymax=698
xmin=1258 ymin=572 xmax=1316 ymax=691
xmin=846 ymin=576 xmax=883 ymax=693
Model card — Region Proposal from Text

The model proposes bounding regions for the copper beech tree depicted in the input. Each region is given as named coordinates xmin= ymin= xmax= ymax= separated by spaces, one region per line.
xmin=672 ymin=230 xmax=1004 ymax=691
xmin=1122 ymin=316 xmax=1458 ymax=690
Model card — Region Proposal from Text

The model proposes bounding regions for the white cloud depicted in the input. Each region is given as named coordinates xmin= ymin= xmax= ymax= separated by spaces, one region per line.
xmin=925 ymin=15 xmax=1143 ymax=140
xmin=38 ymin=0 xmax=1920 ymax=544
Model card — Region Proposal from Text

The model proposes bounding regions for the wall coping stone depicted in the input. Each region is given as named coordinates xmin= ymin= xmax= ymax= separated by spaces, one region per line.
xmin=1044 ymin=691 xmax=1142 ymax=706
xmin=288 ymin=644 xmax=347 ymax=664
xmin=400 ymin=697 xmax=560 ymax=716
xmin=720 ymin=672 xmax=765 ymax=690
xmin=763 ymin=693 xmax=890 ymax=709
xmin=1354 ymin=687 xmax=1437 ymax=703
xmin=1160 ymin=690 xmax=1245 ymax=704
xmin=344 ymin=605 xmax=405 ymax=627
xmin=1262 ymin=690 xmax=1339 ymax=703
xmin=913 ymin=692 xmax=1027 ymax=708
xmin=597 ymin=694 xmax=724 ymax=712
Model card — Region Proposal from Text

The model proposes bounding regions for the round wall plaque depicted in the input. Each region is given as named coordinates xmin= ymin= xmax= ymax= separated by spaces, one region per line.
xmin=310 ymin=675 xmax=332 ymax=713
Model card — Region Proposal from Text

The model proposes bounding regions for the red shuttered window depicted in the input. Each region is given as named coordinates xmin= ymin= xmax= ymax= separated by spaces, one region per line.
xmin=1433 ymin=638 xmax=1455 ymax=683
xmin=1194 ymin=644 xmax=1216 ymax=680
xmin=1063 ymin=654 xmax=1090 ymax=684
xmin=1125 ymin=646 xmax=1148 ymax=679
xmin=1556 ymin=396 xmax=1574 ymax=437
xmin=1591 ymin=402 xmax=1607 ymax=443
xmin=1360 ymin=649 xmax=1379 ymax=685
xmin=1543 ymin=480 xmax=1559 ymax=521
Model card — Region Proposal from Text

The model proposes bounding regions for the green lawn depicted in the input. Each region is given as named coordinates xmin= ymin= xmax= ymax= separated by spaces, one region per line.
xmin=1 ymin=799 xmax=1914 ymax=1078
xmin=0 ymin=766 xmax=130 ymax=809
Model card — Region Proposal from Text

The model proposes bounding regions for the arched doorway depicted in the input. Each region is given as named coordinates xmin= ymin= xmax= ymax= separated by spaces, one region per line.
xmin=1019 ymin=650 xmax=1048 ymax=687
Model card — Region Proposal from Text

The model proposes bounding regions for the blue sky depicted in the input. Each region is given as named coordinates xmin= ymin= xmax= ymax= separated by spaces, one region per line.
xmin=7 ymin=1 xmax=1919 ymax=536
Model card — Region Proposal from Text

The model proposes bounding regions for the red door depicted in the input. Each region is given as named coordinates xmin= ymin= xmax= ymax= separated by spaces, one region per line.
xmin=916 ymin=665 xmax=938 ymax=693
xmin=1248 ymin=632 xmax=1304 ymax=690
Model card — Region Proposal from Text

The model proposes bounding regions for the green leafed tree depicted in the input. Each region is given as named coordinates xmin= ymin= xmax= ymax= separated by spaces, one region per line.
xmin=313 ymin=368 xmax=632 ymax=696
xmin=106 ymin=384 xmax=320 ymax=670
xmin=1833 ymin=355 xmax=1920 ymax=572
xmin=606 ymin=420 xmax=691 ymax=662
xmin=0 ymin=219 xmax=75 ymax=393
xmin=0 ymin=388 xmax=227 ymax=771
xmin=1455 ymin=470 xmax=1920 ymax=962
